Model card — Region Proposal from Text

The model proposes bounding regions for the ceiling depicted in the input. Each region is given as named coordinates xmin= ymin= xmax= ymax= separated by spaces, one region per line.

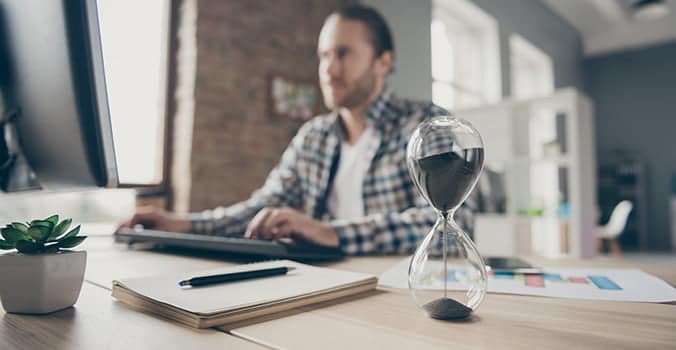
xmin=542 ymin=0 xmax=676 ymax=57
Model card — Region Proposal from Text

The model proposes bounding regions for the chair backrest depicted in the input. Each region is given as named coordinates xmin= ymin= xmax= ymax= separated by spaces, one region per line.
xmin=605 ymin=200 xmax=633 ymax=237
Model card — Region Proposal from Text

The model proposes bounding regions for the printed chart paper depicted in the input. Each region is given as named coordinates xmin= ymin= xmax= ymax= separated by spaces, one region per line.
xmin=379 ymin=257 xmax=676 ymax=303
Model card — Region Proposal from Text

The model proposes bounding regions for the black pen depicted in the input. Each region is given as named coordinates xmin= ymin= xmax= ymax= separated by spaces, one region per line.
xmin=178 ymin=266 xmax=296 ymax=287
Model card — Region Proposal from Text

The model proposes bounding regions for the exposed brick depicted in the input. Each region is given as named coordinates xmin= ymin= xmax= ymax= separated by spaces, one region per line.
xmin=188 ymin=0 xmax=345 ymax=211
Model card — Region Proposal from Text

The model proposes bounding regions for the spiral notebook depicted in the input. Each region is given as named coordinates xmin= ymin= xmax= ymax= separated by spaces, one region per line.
xmin=111 ymin=260 xmax=377 ymax=329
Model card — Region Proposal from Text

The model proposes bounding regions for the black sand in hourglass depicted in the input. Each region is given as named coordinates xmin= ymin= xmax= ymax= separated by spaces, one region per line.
xmin=423 ymin=297 xmax=473 ymax=320
xmin=411 ymin=148 xmax=484 ymax=212
xmin=410 ymin=147 xmax=484 ymax=319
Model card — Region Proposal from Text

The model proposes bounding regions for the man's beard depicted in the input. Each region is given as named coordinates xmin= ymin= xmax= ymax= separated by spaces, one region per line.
xmin=324 ymin=65 xmax=377 ymax=110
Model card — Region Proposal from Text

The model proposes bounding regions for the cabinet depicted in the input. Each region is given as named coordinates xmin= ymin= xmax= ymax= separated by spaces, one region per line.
xmin=462 ymin=88 xmax=597 ymax=258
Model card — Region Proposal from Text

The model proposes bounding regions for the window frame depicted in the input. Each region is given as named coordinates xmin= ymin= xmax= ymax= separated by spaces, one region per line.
xmin=431 ymin=0 xmax=501 ymax=111
xmin=111 ymin=0 xmax=181 ymax=207
xmin=509 ymin=33 xmax=554 ymax=101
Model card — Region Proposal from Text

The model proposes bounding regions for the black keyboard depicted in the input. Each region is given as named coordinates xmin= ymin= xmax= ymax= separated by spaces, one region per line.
xmin=115 ymin=228 xmax=344 ymax=261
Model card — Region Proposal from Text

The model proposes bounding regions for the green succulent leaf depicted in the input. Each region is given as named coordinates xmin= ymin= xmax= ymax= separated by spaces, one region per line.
xmin=3 ymin=217 xmax=82 ymax=253
xmin=48 ymin=218 xmax=72 ymax=240
xmin=10 ymin=222 xmax=29 ymax=233
xmin=1 ymin=227 xmax=28 ymax=243
xmin=15 ymin=240 xmax=41 ymax=254
xmin=44 ymin=215 xmax=59 ymax=226
xmin=56 ymin=236 xmax=87 ymax=249
xmin=27 ymin=226 xmax=51 ymax=242
xmin=61 ymin=225 xmax=81 ymax=240
xmin=43 ymin=243 xmax=61 ymax=254
xmin=30 ymin=220 xmax=53 ymax=231
xmin=0 ymin=240 xmax=15 ymax=250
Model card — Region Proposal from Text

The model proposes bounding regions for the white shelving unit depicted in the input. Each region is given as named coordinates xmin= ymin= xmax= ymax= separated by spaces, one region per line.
xmin=462 ymin=87 xmax=597 ymax=258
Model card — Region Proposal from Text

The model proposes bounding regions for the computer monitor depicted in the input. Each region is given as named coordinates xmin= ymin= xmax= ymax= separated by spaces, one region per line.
xmin=0 ymin=0 xmax=117 ymax=192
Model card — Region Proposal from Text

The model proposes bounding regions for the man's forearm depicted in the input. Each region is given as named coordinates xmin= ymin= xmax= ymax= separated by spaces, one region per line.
xmin=332 ymin=205 xmax=474 ymax=255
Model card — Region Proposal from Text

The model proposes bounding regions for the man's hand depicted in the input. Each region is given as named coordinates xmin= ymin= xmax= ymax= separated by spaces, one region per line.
xmin=244 ymin=207 xmax=339 ymax=248
xmin=116 ymin=206 xmax=191 ymax=234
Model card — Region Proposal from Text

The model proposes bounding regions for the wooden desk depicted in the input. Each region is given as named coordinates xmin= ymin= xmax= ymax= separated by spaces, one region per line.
xmin=83 ymin=235 xmax=233 ymax=288
xmin=0 ymin=283 xmax=262 ymax=350
xmin=231 ymin=256 xmax=676 ymax=350
xmin=2 ymin=232 xmax=675 ymax=349
xmin=0 ymin=235 xmax=262 ymax=350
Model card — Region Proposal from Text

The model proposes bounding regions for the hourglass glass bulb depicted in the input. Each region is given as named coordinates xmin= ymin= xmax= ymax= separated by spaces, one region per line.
xmin=406 ymin=116 xmax=487 ymax=320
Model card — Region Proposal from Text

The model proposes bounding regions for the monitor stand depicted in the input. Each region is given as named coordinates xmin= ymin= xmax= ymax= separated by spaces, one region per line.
xmin=0 ymin=109 xmax=41 ymax=192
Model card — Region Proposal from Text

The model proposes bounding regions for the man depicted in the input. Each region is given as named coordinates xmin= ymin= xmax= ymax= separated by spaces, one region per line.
xmin=118 ymin=4 xmax=474 ymax=255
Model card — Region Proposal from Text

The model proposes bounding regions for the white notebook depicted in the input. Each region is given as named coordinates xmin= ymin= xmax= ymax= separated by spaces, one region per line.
xmin=112 ymin=260 xmax=377 ymax=328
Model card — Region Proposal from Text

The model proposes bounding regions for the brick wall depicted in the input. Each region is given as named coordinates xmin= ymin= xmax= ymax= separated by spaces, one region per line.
xmin=189 ymin=0 xmax=345 ymax=211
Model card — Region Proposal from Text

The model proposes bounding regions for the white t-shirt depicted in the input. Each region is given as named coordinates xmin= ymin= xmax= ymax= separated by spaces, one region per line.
xmin=328 ymin=127 xmax=379 ymax=220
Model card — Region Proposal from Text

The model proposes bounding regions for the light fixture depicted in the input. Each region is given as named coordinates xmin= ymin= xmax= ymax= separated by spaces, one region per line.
xmin=632 ymin=0 xmax=670 ymax=20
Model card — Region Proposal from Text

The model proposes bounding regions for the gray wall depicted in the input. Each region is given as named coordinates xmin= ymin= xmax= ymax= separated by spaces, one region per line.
xmin=586 ymin=42 xmax=676 ymax=251
xmin=362 ymin=0 xmax=432 ymax=100
xmin=471 ymin=0 xmax=585 ymax=94
xmin=363 ymin=0 xmax=585 ymax=100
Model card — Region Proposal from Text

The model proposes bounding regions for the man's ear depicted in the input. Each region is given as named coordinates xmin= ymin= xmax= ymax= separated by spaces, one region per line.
xmin=375 ymin=51 xmax=394 ymax=76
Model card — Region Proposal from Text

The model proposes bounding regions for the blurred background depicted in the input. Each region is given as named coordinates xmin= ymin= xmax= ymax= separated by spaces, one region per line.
xmin=1 ymin=0 xmax=674 ymax=259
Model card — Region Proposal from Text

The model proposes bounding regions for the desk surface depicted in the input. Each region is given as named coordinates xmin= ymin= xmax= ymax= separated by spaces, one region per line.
xmin=2 ymin=231 xmax=675 ymax=350
xmin=233 ymin=257 xmax=676 ymax=350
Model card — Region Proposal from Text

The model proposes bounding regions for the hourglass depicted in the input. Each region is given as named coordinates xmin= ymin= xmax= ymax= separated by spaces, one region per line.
xmin=406 ymin=115 xmax=487 ymax=320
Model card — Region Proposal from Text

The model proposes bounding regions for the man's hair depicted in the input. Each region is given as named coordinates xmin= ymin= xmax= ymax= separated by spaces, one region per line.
xmin=334 ymin=4 xmax=394 ymax=58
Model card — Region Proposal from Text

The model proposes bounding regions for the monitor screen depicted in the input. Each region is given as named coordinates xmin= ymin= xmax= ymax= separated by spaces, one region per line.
xmin=0 ymin=0 xmax=117 ymax=192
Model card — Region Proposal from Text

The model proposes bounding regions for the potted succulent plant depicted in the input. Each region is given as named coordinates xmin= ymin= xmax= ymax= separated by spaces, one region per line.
xmin=0 ymin=215 xmax=87 ymax=314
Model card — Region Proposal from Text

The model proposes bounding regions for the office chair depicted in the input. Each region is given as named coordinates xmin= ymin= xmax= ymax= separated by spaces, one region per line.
xmin=596 ymin=200 xmax=633 ymax=257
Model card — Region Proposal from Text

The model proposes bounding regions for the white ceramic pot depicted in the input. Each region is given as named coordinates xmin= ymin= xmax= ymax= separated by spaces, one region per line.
xmin=0 ymin=250 xmax=86 ymax=314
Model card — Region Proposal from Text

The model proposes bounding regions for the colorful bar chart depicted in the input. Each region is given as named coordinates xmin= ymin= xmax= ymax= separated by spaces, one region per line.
xmin=483 ymin=271 xmax=623 ymax=290
xmin=587 ymin=276 xmax=622 ymax=290
xmin=421 ymin=268 xmax=624 ymax=291
xmin=486 ymin=271 xmax=622 ymax=290
xmin=382 ymin=259 xmax=676 ymax=302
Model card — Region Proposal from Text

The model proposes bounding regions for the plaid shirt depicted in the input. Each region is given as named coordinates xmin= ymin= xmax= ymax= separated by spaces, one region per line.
xmin=191 ymin=89 xmax=475 ymax=255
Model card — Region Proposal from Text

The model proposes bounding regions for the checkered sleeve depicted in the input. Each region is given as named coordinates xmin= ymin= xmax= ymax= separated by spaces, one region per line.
xmin=332 ymin=195 xmax=476 ymax=255
xmin=188 ymin=124 xmax=309 ymax=236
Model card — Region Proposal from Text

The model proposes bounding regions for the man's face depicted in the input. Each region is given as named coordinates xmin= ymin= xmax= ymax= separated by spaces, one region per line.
xmin=317 ymin=15 xmax=389 ymax=110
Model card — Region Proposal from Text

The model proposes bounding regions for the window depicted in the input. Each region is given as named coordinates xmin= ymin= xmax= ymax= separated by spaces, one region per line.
xmin=510 ymin=34 xmax=554 ymax=100
xmin=431 ymin=0 xmax=501 ymax=111
xmin=97 ymin=0 xmax=172 ymax=185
